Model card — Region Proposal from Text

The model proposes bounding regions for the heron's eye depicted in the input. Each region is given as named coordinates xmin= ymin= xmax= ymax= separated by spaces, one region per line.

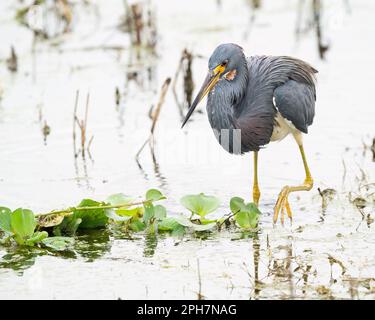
xmin=214 ymin=60 xmax=228 ymax=75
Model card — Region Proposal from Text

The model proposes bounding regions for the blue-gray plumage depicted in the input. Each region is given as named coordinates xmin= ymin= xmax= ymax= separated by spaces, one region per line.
xmin=181 ymin=43 xmax=318 ymax=224
xmin=204 ymin=44 xmax=317 ymax=153
xmin=273 ymin=80 xmax=315 ymax=133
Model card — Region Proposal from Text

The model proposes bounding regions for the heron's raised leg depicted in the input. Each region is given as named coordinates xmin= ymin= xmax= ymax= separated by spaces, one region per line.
xmin=273 ymin=133 xmax=313 ymax=224
xmin=253 ymin=151 xmax=261 ymax=206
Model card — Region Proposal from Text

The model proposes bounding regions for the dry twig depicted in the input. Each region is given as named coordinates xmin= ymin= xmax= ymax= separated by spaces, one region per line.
xmin=135 ymin=78 xmax=171 ymax=161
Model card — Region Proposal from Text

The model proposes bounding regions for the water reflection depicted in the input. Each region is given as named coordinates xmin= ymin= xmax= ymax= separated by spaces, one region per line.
xmin=252 ymin=231 xmax=261 ymax=299
xmin=0 ymin=247 xmax=43 ymax=275
xmin=143 ymin=232 xmax=158 ymax=257
xmin=0 ymin=229 xmax=113 ymax=273
xmin=74 ymin=229 xmax=112 ymax=262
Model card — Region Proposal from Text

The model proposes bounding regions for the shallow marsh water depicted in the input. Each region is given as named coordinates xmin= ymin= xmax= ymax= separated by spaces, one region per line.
xmin=0 ymin=0 xmax=374 ymax=299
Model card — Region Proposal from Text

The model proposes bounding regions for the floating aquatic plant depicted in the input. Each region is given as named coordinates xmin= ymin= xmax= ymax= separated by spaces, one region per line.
xmin=0 ymin=189 xmax=261 ymax=252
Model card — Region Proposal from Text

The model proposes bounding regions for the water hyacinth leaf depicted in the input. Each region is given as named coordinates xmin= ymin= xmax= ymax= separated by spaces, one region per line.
xmin=180 ymin=193 xmax=220 ymax=217
xmin=129 ymin=219 xmax=146 ymax=232
xmin=173 ymin=214 xmax=194 ymax=227
xmin=42 ymin=237 xmax=75 ymax=251
xmin=106 ymin=193 xmax=138 ymax=220
xmin=154 ymin=205 xmax=167 ymax=221
xmin=230 ymin=197 xmax=261 ymax=229
xmin=106 ymin=193 xmax=134 ymax=207
xmin=158 ymin=217 xmax=180 ymax=231
xmin=200 ymin=218 xmax=217 ymax=225
xmin=173 ymin=215 xmax=216 ymax=232
xmin=10 ymin=208 xmax=36 ymax=239
xmin=230 ymin=197 xmax=247 ymax=214
xmin=0 ymin=207 xmax=12 ymax=234
xmin=53 ymin=216 xmax=82 ymax=236
xmin=235 ymin=211 xmax=259 ymax=229
xmin=171 ymin=224 xmax=186 ymax=237
xmin=145 ymin=189 xmax=166 ymax=202
xmin=105 ymin=209 xmax=132 ymax=222
xmin=116 ymin=207 xmax=143 ymax=218
xmin=158 ymin=217 xmax=186 ymax=236
xmin=25 ymin=231 xmax=48 ymax=246
xmin=73 ymin=199 xmax=108 ymax=229
xmin=143 ymin=203 xmax=154 ymax=225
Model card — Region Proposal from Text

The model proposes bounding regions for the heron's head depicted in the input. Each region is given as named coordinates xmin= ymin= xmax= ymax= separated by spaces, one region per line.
xmin=182 ymin=43 xmax=245 ymax=128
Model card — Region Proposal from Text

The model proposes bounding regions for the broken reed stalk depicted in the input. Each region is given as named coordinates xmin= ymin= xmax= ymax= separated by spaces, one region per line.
xmin=172 ymin=54 xmax=185 ymax=118
xmin=136 ymin=77 xmax=171 ymax=160
xmin=150 ymin=78 xmax=171 ymax=134
xmin=131 ymin=4 xmax=143 ymax=46
xmin=172 ymin=49 xmax=194 ymax=119
xmin=73 ymin=90 xmax=79 ymax=157
xmin=183 ymin=51 xmax=194 ymax=109
xmin=36 ymin=199 xmax=157 ymax=218
xmin=313 ymin=0 xmax=329 ymax=59
xmin=87 ymin=135 xmax=94 ymax=158
xmin=81 ymin=93 xmax=90 ymax=157
xmin=121 ymin=0 xmax=156 ymax=50
xmin=73 ymin=92 xmax=94 ymax=158
xmin=6 ymin=46 xmax=18 ymax=72
xmin=58 ymin=0 xmax=73 ymax=32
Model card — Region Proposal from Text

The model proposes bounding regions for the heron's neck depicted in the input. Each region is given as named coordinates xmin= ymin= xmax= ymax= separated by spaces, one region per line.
xmin=206 ymin=61 xmax=248 ymax=131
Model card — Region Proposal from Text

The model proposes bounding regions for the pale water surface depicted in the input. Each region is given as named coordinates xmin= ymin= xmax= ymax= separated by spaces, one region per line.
xmin=0 ymin=0 xmax=374 ymax=299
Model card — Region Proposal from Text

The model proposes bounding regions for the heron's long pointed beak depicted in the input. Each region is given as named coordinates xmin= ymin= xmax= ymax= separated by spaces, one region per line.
xmin=181 ymin=72 xmax=221 ymax=128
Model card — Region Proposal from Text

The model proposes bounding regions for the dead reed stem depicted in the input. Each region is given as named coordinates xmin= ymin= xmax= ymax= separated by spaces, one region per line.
xmin=136 ymin=77 xmax=171 ymax=161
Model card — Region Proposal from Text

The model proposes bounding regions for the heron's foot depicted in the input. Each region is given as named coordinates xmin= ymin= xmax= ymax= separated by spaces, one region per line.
xmin=273 ymin=186 xmax=293 ymax=225
xmin=273 ymin=177 xmax=313 ymax=225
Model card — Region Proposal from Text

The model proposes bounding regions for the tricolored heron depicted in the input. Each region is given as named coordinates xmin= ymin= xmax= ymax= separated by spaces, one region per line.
xmin=181 ymin=43 xmax=317 ymax=224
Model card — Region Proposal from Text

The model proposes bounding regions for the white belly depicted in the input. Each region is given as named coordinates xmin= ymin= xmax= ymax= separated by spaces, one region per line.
xmin=270 ymin=112 xmax=298 ymax=142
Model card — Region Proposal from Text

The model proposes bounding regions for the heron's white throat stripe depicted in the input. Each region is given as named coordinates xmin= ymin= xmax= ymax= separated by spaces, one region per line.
xmin=272 ymin=96 xmax=278 ymax=111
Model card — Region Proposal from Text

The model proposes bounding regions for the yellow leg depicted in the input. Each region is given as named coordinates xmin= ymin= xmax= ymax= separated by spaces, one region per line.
xmin=273 ymin=136 xmax=314 ymax=224
xmin=253 ymin=151 xmax=261 ymax=206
